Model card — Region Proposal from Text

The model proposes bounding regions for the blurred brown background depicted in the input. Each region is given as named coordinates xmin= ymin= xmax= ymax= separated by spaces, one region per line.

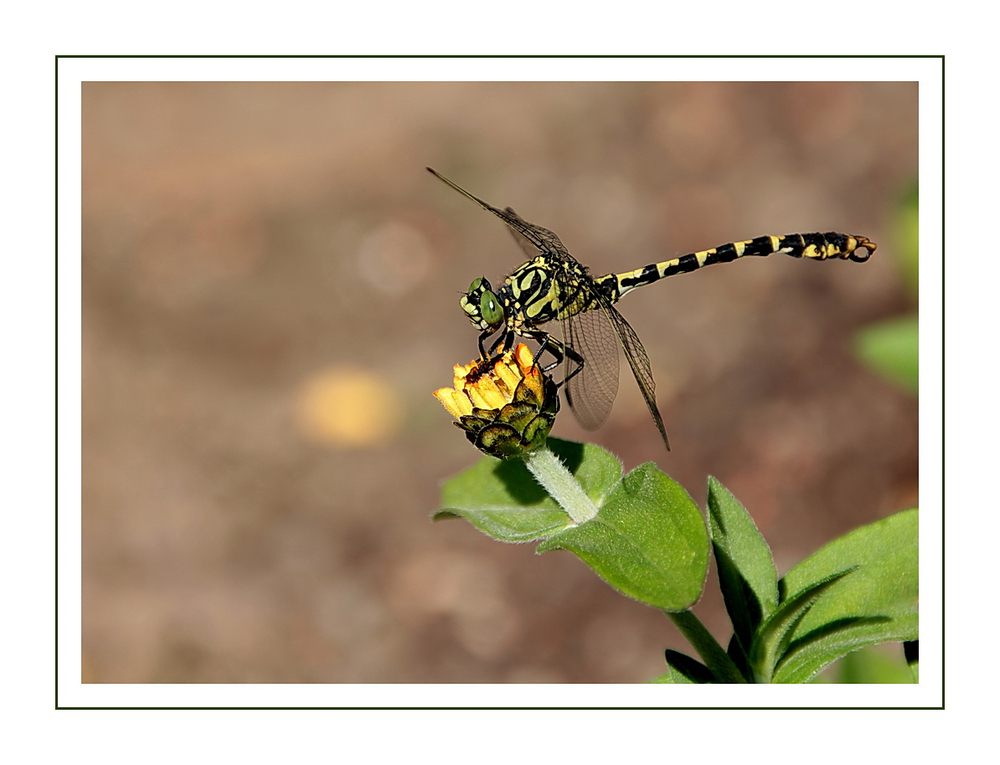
xmin=81 ymin=81 xmax=918 ymax=683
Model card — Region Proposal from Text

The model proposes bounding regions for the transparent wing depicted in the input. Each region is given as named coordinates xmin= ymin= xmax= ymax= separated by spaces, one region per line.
xmin=426 ymin=168 xmax=578 ymax=262
xmin=599 ymin=301 xmax=670 ymax=450
xmin=500 ymin=206 xmax=577 ymax=263
xmin=563 ymin=308 xmax=620 ymax=430
xmin=551 ymin=256 xmax=669 ymax=448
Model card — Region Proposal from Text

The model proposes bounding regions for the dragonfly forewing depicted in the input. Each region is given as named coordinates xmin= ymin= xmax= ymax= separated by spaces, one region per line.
xmin=601 ymin=301 xmax=670 ymax=450
xmin=563 ymin=308 xmax=620 ymax=431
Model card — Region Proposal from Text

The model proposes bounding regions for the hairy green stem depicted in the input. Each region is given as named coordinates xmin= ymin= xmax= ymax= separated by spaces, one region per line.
xmin=522 ymin=446 xmax=599 ymax=525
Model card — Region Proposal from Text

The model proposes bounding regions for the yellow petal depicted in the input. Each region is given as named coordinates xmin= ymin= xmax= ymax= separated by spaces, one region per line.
xmin=467 ymin=383 xmax=496 ymax=410
xmin=492 ymin=356 xmax=521 ymax=394
xmin=514 ymin=343 xmax=535 ymax=372
xmin=434 ymin=387 xmax=473 ymax=419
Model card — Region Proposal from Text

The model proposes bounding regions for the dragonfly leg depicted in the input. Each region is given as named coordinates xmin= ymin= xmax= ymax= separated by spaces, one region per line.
xmin=470 ymin=328 xmax=513 ymax=380
xmin=561 ymin=343 xmax=586 ymax=384
xmin=522 ymin=330 xmax=561 ymax=371
xmin=478 ymin=329 xmax=511 ymax=362
xmin=526 ymin=331 xmax=585 ymax=387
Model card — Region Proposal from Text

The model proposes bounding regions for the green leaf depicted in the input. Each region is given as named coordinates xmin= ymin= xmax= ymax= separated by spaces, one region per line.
xmin=649 ymin=671 xmax=679 ymax=684
xmin=750 ymin=568 xmax=856 ymax=683
xmin=772 ymin=509 xmax=919 ymax=683
xmin=904 ymin=640 xmax=919 ymax=683
xmin=536 ymin=463 xmax=709 ymax=611
xmin=435 ymin=438 xmax=622 ymax=542
xmin=667 ymin=609 xmax=746 ymax=683
xmin=707 ymin=477 xmax=779 ymax=654
xmin=726 ymin=634 xmax=752 ymax=680
xmin=894 ymin=181 xmax=919 ymax=297
xmin=855 ymin=315 xmax=918 ymax=395
xmin=663 ymin=650 xmax=715 ymax=684
xmin=820 ymin=644 xmax=917 ymax=683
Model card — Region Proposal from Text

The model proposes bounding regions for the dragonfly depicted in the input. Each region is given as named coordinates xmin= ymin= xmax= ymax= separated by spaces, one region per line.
xmin=428 ymin=167 xmax=876 ymax=451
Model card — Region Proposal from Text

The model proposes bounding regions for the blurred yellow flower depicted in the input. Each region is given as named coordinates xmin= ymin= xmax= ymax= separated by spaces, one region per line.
xmin=296 ymin=367 xmax=402 ymax=447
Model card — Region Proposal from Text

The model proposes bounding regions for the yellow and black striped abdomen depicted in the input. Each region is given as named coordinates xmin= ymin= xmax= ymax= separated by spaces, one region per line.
xmin=601 ymin=232 xmax=876 ymax=301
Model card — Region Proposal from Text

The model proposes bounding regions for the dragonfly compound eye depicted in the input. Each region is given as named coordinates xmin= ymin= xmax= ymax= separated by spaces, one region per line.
xmin=479 ymin=290 xmax=503 ymax=327
xmin=460 ymin=276 xmax=503 ymax=329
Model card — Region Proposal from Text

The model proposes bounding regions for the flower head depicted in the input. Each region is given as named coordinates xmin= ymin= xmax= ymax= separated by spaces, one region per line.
xmin=434 ymin=344 xmax=559 ymax=459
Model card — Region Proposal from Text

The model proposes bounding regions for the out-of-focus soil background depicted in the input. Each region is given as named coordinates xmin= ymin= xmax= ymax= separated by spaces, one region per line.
xmin=82 ymin=81 xmax=918 ymax=683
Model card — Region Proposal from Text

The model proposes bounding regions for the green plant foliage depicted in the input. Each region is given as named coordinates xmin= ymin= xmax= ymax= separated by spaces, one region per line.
xmin=750 ymin=569 xmax=856 ymax=683
xmin=773 ymin=508 xmax=919 ymax=683
xmin=855 ymin=315 xmax=919 ymax=394
xmin=666 ymin=609 xmax=745 ymax=682
xmin=649 ymin=671 xmax=679 ymax=684
xmin=904 ymin=640 xmax=919 ymax=682
xmin=816 ymin=643 xmax=917 ymax=683
xmin=706 ymin=478 xmax=779 ymax=660
xmin=658 ymin=480 xmax=918 ymax=684
xmin=435 ymin=438 xmax=622 ymax=542
xmin=437 ymin=438 xmax=709 ymax=611
xmin=436 ymin=445 xmax=917 ymax=683
xmin=537 ymin=463 xmax=709 ymax=610
xmin=854 ymin=180 xmax=919 ymax=395
xmin=662 ymin=649 xmax=715 ymax=683
xmin=894 ymin=181 xmax=919 ymax=296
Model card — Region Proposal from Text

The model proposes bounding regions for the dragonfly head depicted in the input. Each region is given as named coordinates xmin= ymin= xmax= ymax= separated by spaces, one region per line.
xmin=461 ymin=277 xmax=505 ymax=331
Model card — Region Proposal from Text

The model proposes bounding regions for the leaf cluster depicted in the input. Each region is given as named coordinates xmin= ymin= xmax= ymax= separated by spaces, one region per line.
xmin=658 ymin=481 xmax=917 ymax=683
xmin=437 ymin=439 xmax=918 ymax=683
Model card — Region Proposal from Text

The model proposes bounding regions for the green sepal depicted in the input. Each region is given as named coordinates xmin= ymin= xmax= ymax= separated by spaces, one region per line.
xmin=475 ymin=423 xmax=523 ymax=458
xmin=522 ymin=415 xmax=554 ymax=445
xmin=498 ymin=402 xmax=537 ymax=430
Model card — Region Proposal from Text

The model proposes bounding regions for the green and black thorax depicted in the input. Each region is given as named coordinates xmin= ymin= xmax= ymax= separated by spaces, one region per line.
xmin=461 ymin=254 xmax=608 ymax=336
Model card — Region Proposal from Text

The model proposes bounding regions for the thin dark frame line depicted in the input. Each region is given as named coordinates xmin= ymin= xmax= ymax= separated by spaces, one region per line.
xmin=57 ymin=54 xmax=940 ymax=709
